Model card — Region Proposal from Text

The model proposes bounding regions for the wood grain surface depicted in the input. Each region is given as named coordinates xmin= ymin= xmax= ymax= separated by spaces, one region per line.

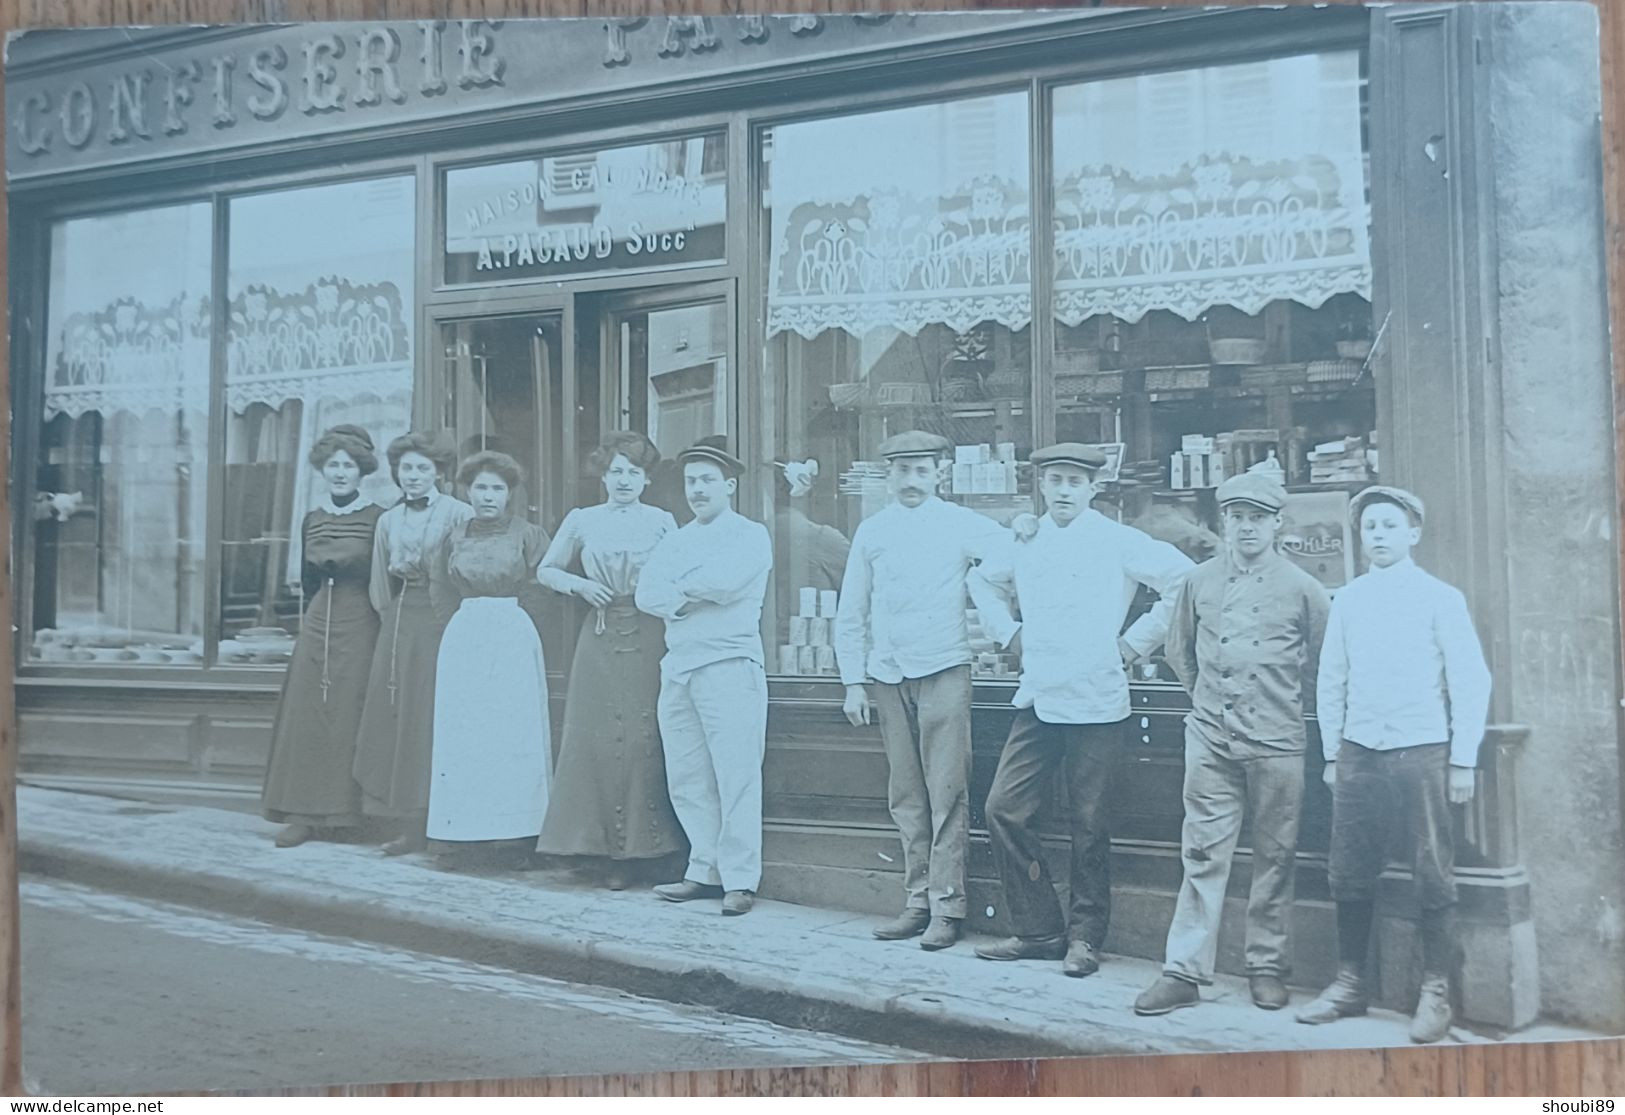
xmin=1 ymin=0 xmax=1622 ymax=1097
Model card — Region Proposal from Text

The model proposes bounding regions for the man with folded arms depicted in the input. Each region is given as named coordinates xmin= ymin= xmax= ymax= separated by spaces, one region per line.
xmin=636 ymin=440 xmax=773 ymax=917
xmin=1134 ymin=472 xmax=1330 ymax=1016
xmin=969 ymin=443 xmax=1193 ymax=977
xmin=835 ymin=430 xmax=1008 ymax=952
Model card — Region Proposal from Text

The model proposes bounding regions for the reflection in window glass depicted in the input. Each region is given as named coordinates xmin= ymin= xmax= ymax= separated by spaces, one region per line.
xmin=443 ymin=134 xmax=727 ymax=284
xmin=763 ymin=92 xmax=1032 ymax=679
xmin=31 ymin=204 xmax=212 ymax=666
xmin=1050 ymin=53 xmax=1375 ymax=678
xmin=222 ymin=176 xmax=415 ymax=665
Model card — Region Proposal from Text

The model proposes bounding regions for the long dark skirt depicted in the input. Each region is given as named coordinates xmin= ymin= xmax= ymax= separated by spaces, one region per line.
xmin=261 ymin=579 xmax=379 ymax=826
xmin=536 ymin=603 xmax=686 ymax=861
xmin=352 ymin=583 xmax=445 ymax=820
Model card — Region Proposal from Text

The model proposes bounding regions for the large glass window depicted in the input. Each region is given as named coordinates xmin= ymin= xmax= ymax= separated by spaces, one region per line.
xmin=762 ymin=92 xmax=1033 ymax=679
xmin=1050 ymin=53 xmax=1375 ymax=678
xmin=30 ymin=203 xmax=212 ymax=666
xmin=220 ymin=176 xmax=415 ymax=665
xmin=443 ymin=134 xmax=727 ymax=285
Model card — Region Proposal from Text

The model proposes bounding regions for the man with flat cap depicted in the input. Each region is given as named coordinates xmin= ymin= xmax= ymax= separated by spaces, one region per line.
xmin=834 ymin=429 xmax=1010 ymax=951
xmin=968 ymin=442 xmax=1193 ymax=976
xmin=1134 ymin=472 xmax=1331 ymax=1016
xmin=636 ymin=439 xmax=774 ymax=916
xmin=1299 ymin=484 xmax=1490 ymax=1044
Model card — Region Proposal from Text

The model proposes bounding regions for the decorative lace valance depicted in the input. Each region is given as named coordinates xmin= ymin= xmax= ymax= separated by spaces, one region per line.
xmin=766 ymin=177 xmax=1033 ymax=340
xmin=1052 ymin=154 xmax=1371 ymax=326
xmin=227 ymin=277 xmax=413 ymax=412
xmin=44 ymin=294 xmax=211 ymax=420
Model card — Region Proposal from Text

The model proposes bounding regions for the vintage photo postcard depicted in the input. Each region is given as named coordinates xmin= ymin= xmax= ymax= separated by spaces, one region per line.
xmin=6 ymin=3 xmax=1622 ymax=1094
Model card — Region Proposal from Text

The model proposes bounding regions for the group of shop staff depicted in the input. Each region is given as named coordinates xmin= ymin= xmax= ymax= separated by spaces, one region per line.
xmin=262 ymin=421 xmax=1491 ymax=1044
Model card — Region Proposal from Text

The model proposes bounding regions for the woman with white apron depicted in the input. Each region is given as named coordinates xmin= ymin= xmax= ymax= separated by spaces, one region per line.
xmin=427 ymin=450 xmax=553 ymax=862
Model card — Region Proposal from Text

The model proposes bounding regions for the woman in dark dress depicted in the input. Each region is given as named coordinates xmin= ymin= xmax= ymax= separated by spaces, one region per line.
xmin=351 ymin=432 xmax=472 ymax=855
xmin=261 ymin=425 xmax=386 ymax=848
xmin=426 ymin=451 xmax=553 ymax=860
xmin=535 ymin=431 xmax=686 ymax=888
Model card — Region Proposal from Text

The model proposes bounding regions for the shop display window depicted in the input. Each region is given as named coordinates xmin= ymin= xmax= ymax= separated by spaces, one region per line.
xmin=761 ymin=92 xmax=1034 ymax=680
xmin=1050 ymin=52 xmax=1375 ymax=679
xmin=443 ymin=133 xmax=727 ymax=285
xmin=220 ymin=176 xmax=416 ymax=665
xmin=30 ymin=203 xmax=213 ymax=666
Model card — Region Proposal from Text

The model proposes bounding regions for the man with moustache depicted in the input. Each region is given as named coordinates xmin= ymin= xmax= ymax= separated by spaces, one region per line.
xmin=636 ymin=440 xmax=774 ymax=916
xmin=1134 ymin=472 xmax=1330 ymax=1016
xmin=834 ymin=430 xmax=1008 ymax=952
xmin=968 ymin=443 xmax=1193 ymax=977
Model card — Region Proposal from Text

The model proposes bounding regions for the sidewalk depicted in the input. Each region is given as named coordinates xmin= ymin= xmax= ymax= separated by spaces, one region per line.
xmin=15 ymin=784 xmax=1588 ymax=1063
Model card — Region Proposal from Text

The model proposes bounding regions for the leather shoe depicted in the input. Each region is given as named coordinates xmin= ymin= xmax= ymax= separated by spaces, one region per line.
xmin=653 ymin=880 xmax=724 ymax=903
xmin=1296 ymin=966 xmax=1369 ymax=1024
xmin=1249 ymin=974 xmax=1290 ymax=1011
xmin=1062 ymin=939 xmax=1101 ymax=978
xmin=872 ymin=909 xmax=931 ymax=940
xmin=974 ymin=934 xmax=1066 ymax=962
xmin=274 ymin=823 xmax=314 ymax=849
xmin=722 ymin=890 xmax=755 ymax=916
xmin=1134 ymin=975 xmax=1200 ymax=1015
xmin=381 ymin=832 xmax=425 ymax=857
xmin=1409 ymin=975 xmax=1452 ymax=1043
xmin=919 ymin=916 xmax=961 ymax=951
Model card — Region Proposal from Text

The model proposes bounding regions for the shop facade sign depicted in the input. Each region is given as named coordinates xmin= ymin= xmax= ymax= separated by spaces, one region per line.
xmin=5 ymin=12 xmax=1076 ymax=181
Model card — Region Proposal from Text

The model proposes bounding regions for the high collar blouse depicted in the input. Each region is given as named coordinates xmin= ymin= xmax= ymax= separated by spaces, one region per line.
xmin=537 ymin=501 xmax=678 ymax=598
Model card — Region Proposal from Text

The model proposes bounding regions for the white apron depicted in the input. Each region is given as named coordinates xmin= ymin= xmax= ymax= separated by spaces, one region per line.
xmin=428 ymin=596 xmax=551 ymax=841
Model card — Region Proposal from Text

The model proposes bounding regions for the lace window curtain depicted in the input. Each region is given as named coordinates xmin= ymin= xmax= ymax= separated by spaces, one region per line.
xmin=765 ymin=92 xmax=1033 ymax=341
xmin=32 ymin=204 xmax=212 ymax=663
xmin=226 ymin=177 xmax=416 ymax=598
xmin=1052 ymin=51 xmax=1371 ymax=325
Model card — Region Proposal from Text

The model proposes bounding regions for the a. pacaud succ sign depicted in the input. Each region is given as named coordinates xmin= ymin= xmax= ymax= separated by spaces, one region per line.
xmin=3 ymin=12 xmax=1081 ymax=183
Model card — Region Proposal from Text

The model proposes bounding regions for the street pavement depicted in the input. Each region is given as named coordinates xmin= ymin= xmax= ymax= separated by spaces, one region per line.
xmin=21 ymin=876 xmax=921 ymax=1094
xmin=16 ymin=782 xmax=1597 ymax=1091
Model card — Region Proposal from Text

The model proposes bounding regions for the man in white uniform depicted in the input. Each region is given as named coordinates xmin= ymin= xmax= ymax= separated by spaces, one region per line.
xmin=835 ymin=430 xmax=1008 ymax=951
xmin=636 ymin=441 xmax=773 ymax=916
xmin=968 ymin=443 xmax=1193 ymax=976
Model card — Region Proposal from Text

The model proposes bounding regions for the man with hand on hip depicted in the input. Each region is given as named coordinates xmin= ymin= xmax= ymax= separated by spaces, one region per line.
xmin=969 ymin=443 xmax=1193 ymax=977
xmin=835 ymin=430 xmax=1009 ymax=952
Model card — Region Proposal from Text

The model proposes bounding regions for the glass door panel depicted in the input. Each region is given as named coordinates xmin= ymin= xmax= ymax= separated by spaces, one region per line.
xmin=591 ymin=285 xmax=733 ymax=523
xmin=438 ymin=313 xmax=564 ymax=526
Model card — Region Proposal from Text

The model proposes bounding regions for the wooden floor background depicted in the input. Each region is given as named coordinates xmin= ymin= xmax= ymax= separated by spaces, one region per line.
xmin=0 ymin=0 xmax=1621 ymax=1097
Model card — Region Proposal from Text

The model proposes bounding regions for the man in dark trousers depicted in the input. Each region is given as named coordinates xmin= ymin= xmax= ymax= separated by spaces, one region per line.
xmin=968 ymin=443 xmax=1193 ymax=977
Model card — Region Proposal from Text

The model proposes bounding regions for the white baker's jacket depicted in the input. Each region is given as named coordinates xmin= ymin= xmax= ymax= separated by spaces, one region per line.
xmin=968 ymin=510 xmax=1194 ymax=725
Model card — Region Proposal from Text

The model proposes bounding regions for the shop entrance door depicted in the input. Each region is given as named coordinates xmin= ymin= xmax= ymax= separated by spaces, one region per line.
xmin=573 ymin=282 xmax=735 ymax=520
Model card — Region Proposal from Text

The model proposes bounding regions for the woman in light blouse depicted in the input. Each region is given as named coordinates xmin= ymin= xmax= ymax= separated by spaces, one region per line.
xmin=535 ymin=431 xmax=686 ymax=889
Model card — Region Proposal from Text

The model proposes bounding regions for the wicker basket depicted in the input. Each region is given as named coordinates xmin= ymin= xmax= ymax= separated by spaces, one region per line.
xmin=1207 ymin=337 xmax=1268 ymax=365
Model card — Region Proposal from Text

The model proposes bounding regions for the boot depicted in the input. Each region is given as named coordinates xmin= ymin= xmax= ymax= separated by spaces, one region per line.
xmin=1295 ymin=966 xmax=1369 ymax=1024
xmin=872 ymin=909 xmax=931 ymax=940
xmin=653 ymin=879 xmax=723 ymax=903
xmin=1062 ymin=939 xmax=1101 ymax=978
xmin=1135 ymin=975 xmax=1200 ymax=1015
xmin=1409 ymin=975 xmax=1452 ymax=1043
xmin=974 ymin=934 xmax=1067 ymax=962
xmin=1249 ymin=974 xmax=1290 ymax=1011
xmin=274 ymin=823 xmax=314 ymax=848
xmin=919 ymin=916 xmax=962 ymax=951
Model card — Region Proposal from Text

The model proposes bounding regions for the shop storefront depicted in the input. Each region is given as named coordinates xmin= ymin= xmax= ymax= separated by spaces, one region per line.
xmin=8 ymin=6 xmax=1620 ymax=1030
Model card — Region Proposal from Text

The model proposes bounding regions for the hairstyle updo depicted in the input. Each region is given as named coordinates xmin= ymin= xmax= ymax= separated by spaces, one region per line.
xmin=586 ymin=430 xmax=661 ymax=477
xmin=386 ymin=431 xmax=457 ymax=486
xmin=308 ymin=424 xmax=378 ymax=475
xmin=456 ymin=449 xmax=525 ymax=493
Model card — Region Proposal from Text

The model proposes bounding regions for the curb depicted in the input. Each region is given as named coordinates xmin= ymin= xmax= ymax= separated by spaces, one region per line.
xmin=20 ymin=837 xmax=1222 ymax=1063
